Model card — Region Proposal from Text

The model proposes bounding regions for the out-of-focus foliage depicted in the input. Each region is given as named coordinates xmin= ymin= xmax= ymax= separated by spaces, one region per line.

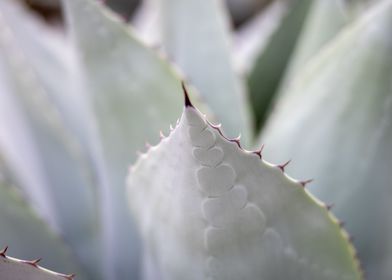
xmin=247 ymin=0 xmax=312 ymax=131
xmin=0 ymin=0 xmax=390 ymax=279
xmin=260 ymin=1 xmax=392 ymax=278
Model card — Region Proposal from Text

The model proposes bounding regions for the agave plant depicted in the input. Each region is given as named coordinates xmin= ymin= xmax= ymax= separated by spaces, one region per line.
xmin=0 ymin=0 xmax=390 ymax=279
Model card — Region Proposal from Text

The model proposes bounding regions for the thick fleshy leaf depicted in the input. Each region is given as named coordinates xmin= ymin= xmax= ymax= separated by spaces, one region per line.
xmin=62 ymin=0 xmax=207 ymax=278
xmin=0 ymin=1 xmax=101 ymax=278
xmin=259 ymin=1 xmax=392 ymax=279
xmin=127 ymin=99 xmax=362 ymax=280
xmin=282 ymin=0 xmax=380 ymax=85
xmin=0 ymin=176 xmax=85 ymax=279
xmin=157 ymin=0 xmax=252 ymax=142
xmin=247 ymin=0 xmax=312 ymax=131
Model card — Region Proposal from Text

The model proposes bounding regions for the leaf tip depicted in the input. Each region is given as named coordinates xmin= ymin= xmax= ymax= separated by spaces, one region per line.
xmin=181 ymin=81 xmax=193 ymax=108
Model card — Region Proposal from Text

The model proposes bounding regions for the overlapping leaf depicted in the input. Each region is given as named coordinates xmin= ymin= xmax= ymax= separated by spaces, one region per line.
xmin=133 ymin=0 xmax=252 ymax=141
xmin=127 ymin=99 xmax=362 ymax=280
xmin=160 ymin=0 xmax=252 ymax=141
xmin=247 ymin=0 xmax=312 ymax=131
xmin=0 ymin=174 xmax=84 ymax=279
xmin=282 ymin=0 xmax=382 ymax=87
xmin=62 ymin=0 xmax=208 ymax=278
xmin=260 ymin=1 xmax=392 ymax=279
xmin=0 ymin=1 xmax=101 ymax=278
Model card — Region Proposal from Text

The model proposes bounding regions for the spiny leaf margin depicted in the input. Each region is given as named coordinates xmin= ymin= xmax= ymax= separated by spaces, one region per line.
xmin=0 ymin=247 xmax=75 ymax=280
xmin=127 ymin=87 xmax=363 ymax=280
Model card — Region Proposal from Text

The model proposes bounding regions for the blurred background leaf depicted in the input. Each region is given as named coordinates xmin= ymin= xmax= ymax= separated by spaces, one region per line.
xmin=246 ymin=0 xmax=312 ymax=132
xmin=0 ymin=161 xmax=87 ymax=279
xmin=133 ymin=0 xmax=253 ymax=143
xmin=0 ymin=1 xmax=101 ymax=278
xmin=259 ymin=1 xmax=392 ymax=279
xmin=63 ymin=0 xmax=210 ymax=279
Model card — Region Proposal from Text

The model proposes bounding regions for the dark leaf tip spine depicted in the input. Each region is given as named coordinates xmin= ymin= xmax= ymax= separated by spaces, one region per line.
xmin=181 ymin=81 xmax=194 ymax=107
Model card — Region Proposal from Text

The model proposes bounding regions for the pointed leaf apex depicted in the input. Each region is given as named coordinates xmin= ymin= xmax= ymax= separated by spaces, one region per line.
xmin=181 ymin=81 xmax=193 ymax=107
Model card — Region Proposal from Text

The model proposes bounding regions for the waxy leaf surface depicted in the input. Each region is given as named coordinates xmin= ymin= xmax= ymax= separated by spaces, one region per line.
xmin=127 ymin=102 xmax=362 ymax=280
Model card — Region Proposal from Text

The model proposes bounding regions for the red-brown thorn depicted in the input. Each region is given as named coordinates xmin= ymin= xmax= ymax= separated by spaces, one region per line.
xmin=23 ymin=259 xmax=41 ymax=267
xmin=0 ymin=246 xmax=8 ymax=257
xmin=299 ymin=179 xmax=314 ymax=187
xmin=338 ymin=220 xmax=346 ymax=228
xmin=277 ymin=159 xmax=291 ymax=172
xmin=229 ymin=135 xmax=242 ymax=149
xmin=253 ymin=144 xmax=265 ymax=159
xmin=326 ymin=203 xmax=334 ymax=210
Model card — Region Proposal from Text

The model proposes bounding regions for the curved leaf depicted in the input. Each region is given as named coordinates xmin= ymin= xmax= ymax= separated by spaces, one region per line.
xmin=127 ymin=98 xmax=362 ymax=280
xmin=234 ymin=0 xmax=289 ymax=74
xmin=158 ymin=0 xmax=252 ymax=141
xmin=0 ymin=1 xmax=101 ymax=278
xmin=247 ymin=0 xmax=312 ymax=131
xmin=283 ymin=0 xmax=381 ymax=85
xmin=259 ymin=1 xmax=392 ymax=279
xmin=62 ymin=0 xmax=208 ymax=278
xmin=0 ymin=175 xmax=85 ymax=279
xmin=132 ymin=0 xmax=254 ymax=141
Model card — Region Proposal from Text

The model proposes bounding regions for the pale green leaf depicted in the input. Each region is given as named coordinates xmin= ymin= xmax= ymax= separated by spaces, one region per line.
xmin=157 ymin=0 xmax=252 ymax=142
xmin=0 ymin=177 xmax=85 ymax=280
xmin=0 ymin=1 xmax=101 ymax=278
xmin=62 ymin=0 xmax=207 ymax=278
xmin=259 ymin=1 xmax=392 ymax=279
xmin=127 ymin=101 xmax=362 ymax=280
xmin=282 ymin=0 xmax=381 ymax=85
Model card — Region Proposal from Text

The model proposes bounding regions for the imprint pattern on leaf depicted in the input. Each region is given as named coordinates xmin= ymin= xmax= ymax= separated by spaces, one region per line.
xmin=185 ymin=106 xmax=355 ymax=280
xmin=186 ymin=108 xmax=267 ymax=279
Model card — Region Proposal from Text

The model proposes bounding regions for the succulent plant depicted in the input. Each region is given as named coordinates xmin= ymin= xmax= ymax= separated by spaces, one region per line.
xmin=0 ymin=0 xmax=390 ymax=279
